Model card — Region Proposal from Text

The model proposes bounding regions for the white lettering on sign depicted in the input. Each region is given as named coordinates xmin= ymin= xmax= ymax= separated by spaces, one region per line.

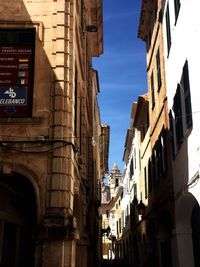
xmin=0 ymin=57 xmax=14 ymax=61
xmin=0 ymin=73 xmax=12 ymax=76
xmin=0 ymin=80 xmax=11 ymax=84
xmin=4 ymin=88 xmax=16 ymax=98
xmin=0 ymin=98 xmax=26 ymax=104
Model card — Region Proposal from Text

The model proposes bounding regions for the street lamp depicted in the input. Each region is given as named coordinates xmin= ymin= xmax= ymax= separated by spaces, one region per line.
xmin=101 ymin=225 xmax=111 ymax=237
xmin=137 ymin=200 xmax=146 ymax=216
xmin=86 ymin=25 xmax=98 ymax=32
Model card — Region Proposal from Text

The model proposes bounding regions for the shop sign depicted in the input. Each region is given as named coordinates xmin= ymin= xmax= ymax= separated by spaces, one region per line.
xmin=0 ymin=45 xmax=33 ymax=117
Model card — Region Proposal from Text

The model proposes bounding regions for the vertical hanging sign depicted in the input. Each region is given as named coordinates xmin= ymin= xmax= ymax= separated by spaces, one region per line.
xmin=0 ymin=29 xmax=35 ymax=117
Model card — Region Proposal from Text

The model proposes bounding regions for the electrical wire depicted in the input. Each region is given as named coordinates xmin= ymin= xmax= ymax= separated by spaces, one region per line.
xmin=0 ymin=110 xmax=199 ymax=155
xmin=0 ymin=110 xmax=198 ymax=141
xmin=0 ymin=109 xmax=198 ymax=141
xmin=0 ymin=139 xmax=79 ymax=153
xmin=0 ymin=135 xmax=96 ymax=140
xmin=1 ymin=142 xmax=73 ymax=154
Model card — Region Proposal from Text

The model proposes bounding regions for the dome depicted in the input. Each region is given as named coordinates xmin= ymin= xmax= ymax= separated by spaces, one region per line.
xmin=113 ymin=162 xmax=119 ymax=170
xmin=110 ymin=163 xmax=120 ymax=174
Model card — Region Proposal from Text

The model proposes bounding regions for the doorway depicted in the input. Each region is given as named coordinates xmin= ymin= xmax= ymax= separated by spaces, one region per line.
xmin=0 ymin=172 xmax=37 ymax=267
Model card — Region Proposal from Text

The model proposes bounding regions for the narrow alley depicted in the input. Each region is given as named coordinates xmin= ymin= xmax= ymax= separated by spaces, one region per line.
xmin=0 ymin=0 xmax=199 ymax=267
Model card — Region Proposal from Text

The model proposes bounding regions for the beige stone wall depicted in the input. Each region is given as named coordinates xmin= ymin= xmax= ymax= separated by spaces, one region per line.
xmin=0 ymin=0 xmax=105 ymax=267
xmin=0 ymin=0 xmax=75 ymax=219
xmin=137 ymin=1 xmax=175 ymax=266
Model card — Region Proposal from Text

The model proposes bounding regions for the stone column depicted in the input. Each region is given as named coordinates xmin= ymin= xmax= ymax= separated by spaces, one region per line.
xmin=43 ymin=239 xmax=76 ymax=267
xmin=42 ymin=0 xmax=77 ymax=266
xmin=172 ymin=227 xmax=194 ymax=267
xmin=75 ymin=242 xmax=88 ymax=267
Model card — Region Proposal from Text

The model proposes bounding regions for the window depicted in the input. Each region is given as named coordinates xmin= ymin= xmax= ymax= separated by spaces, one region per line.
xmin=119 ymin=218 xmax=121 ymax=233
xmin=106 ymin=210 xmax=109 ymax=218
xmin=152 ymin=149 xmax=157 ymax=184
xmin=154 ymin=2 xmax=158 ymax=21
xmin=139 ymin=150 xmax=141 ymax=171
xmin=148 ymin=159 xmax=152 ymax=193
xmin=169 ymin=110 xmax=176 ymax=158
xmin=0 ymin=29 xmax=35 ymax=45
xmin=181 ymin=60 xmax=192 ymax=128
xmin=155 ymin=142 xmax=161 ymax=182
xmin=174 ymin=0 xmax=180 ymax=23
xmin=144 ymin=167 xmax=148 ymax=199
xmin=147 ymin=30 xmax=152 ymax=52
xmin=159 ymin=132 xmax=166 ymax=177
xmin=74 ymin=67 xmax=78 ymax=136
xmin=170 ymin=61 xmax=192 ymax=156
xmin=141 ymin=125 xmax=146 ymax=141
xmin=133 ymin=183 xmax=137 ymax=199
xmin=156 ymin=48 xmax=162 ymax=90
xmin=152 ymin=130 xmax=167 ymax=184
xmin=130 ymin=158 xmax=134 ymax=179
xmin=122 ymin=210 xmax=124 ymax=228
xmin=151 ymin=72 xmax=155 ymax=109
xmin=116 ymin=221 xmax=119 ymax=235
xmin=165 ymin=3 xmax=171 ymax=55
xmin=170 ymin=61 xmax=192 ymax=154
xmin=134 ymin=148 xmax=137 ymax=169
xmin=80 ymin=0 xmax=84 ymax=28
xmin=147 ymin=110 xmax=149 ymax=129
xmin=79 ymin=96 xmax=82 ymax=153
xmin=174 ymin=85 xmax=183 ymax=148
xmin=160 ymin=130 xmax=167 ymax=174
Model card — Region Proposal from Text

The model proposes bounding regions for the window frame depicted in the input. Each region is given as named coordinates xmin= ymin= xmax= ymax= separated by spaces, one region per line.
xmin=173 ymin=84 xmax=184 ymax=148
xmin=165 ymin=3 xmax=171 ymax=56
xmin=151 ymin=71 xmax=155 ymax=109
xmin=174 ymin=0 xmax=181 ymax=24
xmin=156 ymin=48 xmax=162 ymax=91
xmin=181 ymin=60 xmax=192 ymax=128
xmin=144 ymin=166 xmax=148 ymax=199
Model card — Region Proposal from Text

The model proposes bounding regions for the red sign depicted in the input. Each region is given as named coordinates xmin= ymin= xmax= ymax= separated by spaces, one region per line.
xmin=0 ymin=45 xmax=34 ymax=117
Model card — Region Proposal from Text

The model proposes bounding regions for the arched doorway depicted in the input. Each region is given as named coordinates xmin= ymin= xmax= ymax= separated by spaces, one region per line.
xmin=158 ymin=211 xmax=173 ymax=267
xmin=0 ymin=172 xmax=37 ymax=267
xmin=146 ymin=218 xmax=157 ymax=267
xmin=133 ymin=235 xmax=139 ymax=266
xmin=191 ymin=203 xmax=200 ymax=267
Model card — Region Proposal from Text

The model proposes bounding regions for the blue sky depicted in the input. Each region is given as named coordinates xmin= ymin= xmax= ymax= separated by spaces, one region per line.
xmin=93 ymin=0 xmax=147 ymax=172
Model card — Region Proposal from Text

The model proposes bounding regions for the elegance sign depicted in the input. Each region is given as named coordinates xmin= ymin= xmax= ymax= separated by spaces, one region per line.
xmin=0 ymin=29 xmax=35 ymax=117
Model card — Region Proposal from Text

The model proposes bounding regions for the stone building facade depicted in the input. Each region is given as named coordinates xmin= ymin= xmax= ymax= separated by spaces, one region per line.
xmin=162 ymin=0 xmax=200 ymax=266
xmin=0 ymin=1 xmax=108 ymax=267
xmin=126 ymin=0 xmax=200 ymax=266
xmin=138 ymin=1 xmax=174 ymax=266
xmin=101 ymin=164 xmax=123 ymax=260
xmin=115 ymin=1 xmax=174 ymax=265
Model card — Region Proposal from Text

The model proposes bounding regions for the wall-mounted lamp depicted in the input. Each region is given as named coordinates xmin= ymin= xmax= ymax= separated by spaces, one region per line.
xmin=101 ymin=225 xmax=111 ymax=237
xmin=86 ymin=25 xmax=98 ymax=32
xmin=137 ymin=200 xmax=146 ymax=216
xmin=91 ymin=137 xmax=96 ymax=147
xmin=133 ymin=196 xmax=138 ymax=206
xmin=109 ymin=235 xmax=116 ymax=241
